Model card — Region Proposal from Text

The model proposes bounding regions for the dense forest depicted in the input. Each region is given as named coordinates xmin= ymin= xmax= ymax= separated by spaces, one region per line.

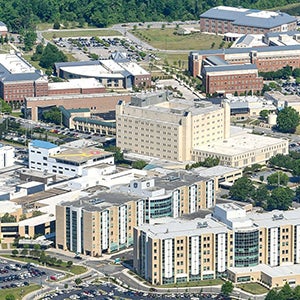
xmin=0 ymin=0 xmax=299 ymax=32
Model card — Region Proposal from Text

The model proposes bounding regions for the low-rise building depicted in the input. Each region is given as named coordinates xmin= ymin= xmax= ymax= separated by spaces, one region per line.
xmin=28 ymin=140 xmax=114 ymax=177
xmin=134 ymin=204 xmax=300 ymax=287
xmin=55 ymin=57 xmax=151 ymax=90
xmin=200 ymin=6 xmax=297 ymax=35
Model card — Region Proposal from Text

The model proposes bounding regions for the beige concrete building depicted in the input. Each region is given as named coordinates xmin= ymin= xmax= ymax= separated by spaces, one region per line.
xmin=56 ymin=171 xmax=216 ymax=256
xmin=116 ymin=92 xmax=288 ymax=167
xmin=134 ymin=204 xmax=300 ymax=287
xmin=116 ymin=92 xmax=230 ymax=162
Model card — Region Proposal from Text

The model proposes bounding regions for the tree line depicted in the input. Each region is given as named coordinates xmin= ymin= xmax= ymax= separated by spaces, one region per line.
xmin=0 ymin=0 xmax=298 ymax=33
xmin=229 ymin=176 xmax=295 ymax=210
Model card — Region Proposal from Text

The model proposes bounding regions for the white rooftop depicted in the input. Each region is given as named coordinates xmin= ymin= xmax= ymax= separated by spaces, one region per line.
xmin=194 ymin=131 xmax=287 ymax=156
xmin=0 ymin=201 xmax=21 ymax=214
xmin=229 ymin=263 xmax=300 ymax=278
xmin=247 ymin=10 xmax=278 ymax=19
xmin=0 ymin=53 xmax=35 ymax=74
xmin=193 ymin=165 xmax=241 ymax=177
xmin=48 ymin=78 xmax=104 ymax=90
xmin=218 ymin=6 xmax=248 ymax=12
xmin=60 ymin=65 xmax=124 ymax=79
xmin=139 ymin=217 xmax=228 ymax=239
xmin=249 ymin=208 xmax=300 ymax=228
xmin=119 ymin=61 xmax=150 ymax=76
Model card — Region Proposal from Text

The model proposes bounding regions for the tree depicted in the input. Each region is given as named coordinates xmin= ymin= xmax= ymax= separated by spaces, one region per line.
xmin=42 ymin=107 xmax=62 ymax=125
xmin=267 ymin=171 xmax=289 ymax=186
xmin=23 ymin=30 xmax=37 ymax=51
xmin=1 ymin=213 xmax=16 ymax=223
xmin=229 ymin=177 xmax=255 ymax=202
xmin=21 ymin=248 xmax=28 ymax=257
xmin=132 ymin=160 xmax=147 ymax=169
xmin=39 ymin=43 xmax=68 ymax=69
xmin=53 ymin=20 xmax=60 ymax=30
xmin=5 ymin=294 xmax=15 ymax=300
xmin=254 ymin=184 xmax=270 ymax=207
xmin=260 ymin=109 xmax=270 ymax=120
xmin=265 ymin=289 xmax=278 ymax=300
xmin=221 ymin=281 xmax=233 ymax=296
xmin=75 ymin=278 xmax=82 ymax=286
xmin=277 ymin=106 xmax=300 ymax=133
xmin=0 ymin=99 xmax=12 ymax=114
xmin=278 ymin=283 xmax=293 ymax=300
xmin=267 ymin=187 xmax=294 ymax=211
xmin=67 ymin=260 xmax=73 ymax=268
xmin=32 ymin=210 xmax=43 ymax=217
xmin=11 ymin=249 xmax=18 ymax=257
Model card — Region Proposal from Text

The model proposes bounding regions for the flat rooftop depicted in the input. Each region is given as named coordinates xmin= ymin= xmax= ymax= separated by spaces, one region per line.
xmin=11 ymin=188 xmax=67 ymax=206
xmin=61 ymin=188 xmax=142 ymax=211
xmin=128 ymin=98 xmax=223 ymax=117
xmin=194 ymin=131 xmax=287 ymax=156
xmin=119 ymin=61 xmax=150 ymax=76
xmin=249 ymin=208 xmax=300 ymax=228
xmin=138 ymin=217 xmax=228 ymax=239
xmin=154 ymin=171 xmax=210 ymax=191
xmin=193 ymin=165 xmax=241 ymax=178
xmin=50 ymin=147 xmax=113 ymax=164
xmin=60 ymin=65 xmax=124 ymax=79
xmin=48 ymin=78 xmax=104 ymax=90
xmin=25 ymin=91 xmax=133 ymax=102
xmin=229 ymin=263 xmax=300 ymax=278
xmin=0 ymin=53 xmax=35 ymax=74
xmin=0 ymin=201 xmax=21 ymax=214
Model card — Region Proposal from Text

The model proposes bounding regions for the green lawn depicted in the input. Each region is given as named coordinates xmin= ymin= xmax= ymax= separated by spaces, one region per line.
xmin=0 ymin=284 xmax=41 ymax=299
xmin=156 ymin=53 xmax=189 ymax=69
xmin=161 ymin=278 xmax=224 ymax=288
xmin=238 ymin=282 xmax=269 ymax=295
xmin=42 ymin=29 xmax=122 ymax=40
xmin=131 ymin=28 xmax=228 ymax=50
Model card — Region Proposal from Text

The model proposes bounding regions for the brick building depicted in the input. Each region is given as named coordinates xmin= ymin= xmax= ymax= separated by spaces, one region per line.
xmin=0 ymin=53 xmax=48 ymax=106
xmin=202 ymin=64 xmax=263 ymax=95
xmin=55 ymin=56 xmax=151 ymax=90
xmin=189 ymin=45 xmax=300 ymax=95
xmin=25 ymin=92 xmax=132 ymax=121
xmin=200 ymin=6 xmax=297 ymax=35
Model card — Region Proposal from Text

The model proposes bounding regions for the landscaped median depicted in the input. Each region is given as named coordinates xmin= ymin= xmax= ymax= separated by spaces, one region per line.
xmin=1 ymin=254 xmax=87 ymax=276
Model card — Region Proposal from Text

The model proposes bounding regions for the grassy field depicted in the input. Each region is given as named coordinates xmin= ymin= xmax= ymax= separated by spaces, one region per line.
xmin=238 ymin=282 xmax=269 ymax=295
xmin=156 ymin=52 xmax=189 ymax=68
xmin=1 ymin=255 xmax=86 ymax=275
xmin=132 ymin=28 xmax=228 ymax=50
xmin=42 ymin=29 xmax=122 ymax=40
xmin=0 ymin=284 xmax=41 ymax=299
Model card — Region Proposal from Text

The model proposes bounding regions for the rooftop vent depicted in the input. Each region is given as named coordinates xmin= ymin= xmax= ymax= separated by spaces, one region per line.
xmin=197 ymin=221 xmax=208 ymax=228
xmin=272 ymin=214 xmax=284 ymax=221
xmin=89 ymin=198 xmax=104 ymax=205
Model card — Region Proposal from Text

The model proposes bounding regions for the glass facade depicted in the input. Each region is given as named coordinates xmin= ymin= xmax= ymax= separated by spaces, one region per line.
xmin=146 ymin=196 xmax=173 ymax=221
xmin=234 ymin=230 xmax=259 ymax=267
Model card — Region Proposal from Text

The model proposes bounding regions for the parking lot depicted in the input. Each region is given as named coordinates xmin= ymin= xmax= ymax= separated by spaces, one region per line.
xmin=42 ymin=282 xmax=224 ymax=300
xmin=281 ymin=82 xmax=300 ymax=95
xmin=0 ymin=258 xmax=63 ymax=291
xmin=54 ymin=36 xmax=156 ymax=62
